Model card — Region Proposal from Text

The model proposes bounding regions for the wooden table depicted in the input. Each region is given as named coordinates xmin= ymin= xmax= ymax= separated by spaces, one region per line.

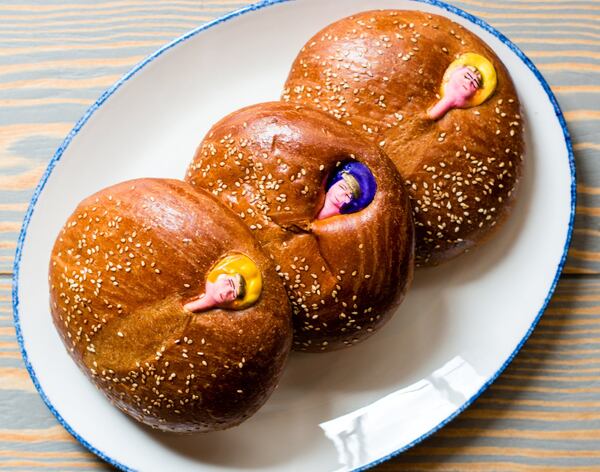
xmin=1 ymin=1 xmax=598 ymax=470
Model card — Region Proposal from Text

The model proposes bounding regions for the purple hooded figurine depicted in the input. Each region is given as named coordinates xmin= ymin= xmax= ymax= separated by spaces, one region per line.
xmin=317 ymin=161 xmax=377 ymax=220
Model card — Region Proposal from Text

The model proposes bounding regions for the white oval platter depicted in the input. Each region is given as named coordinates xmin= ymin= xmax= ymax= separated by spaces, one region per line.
xmin=13 ymin=0 xmax=575 ymax=470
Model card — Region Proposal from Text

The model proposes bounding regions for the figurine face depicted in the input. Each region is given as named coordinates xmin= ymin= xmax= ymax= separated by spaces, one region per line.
xmin=446 ymin=66 xmax=482 ymax=103
xmin=428 ymin=53 xmax=497 ymax=120
xmin=208 ymin=273 xmax=241 ymax=304
xmin=327 ymin=178 xmax=354 ymax=210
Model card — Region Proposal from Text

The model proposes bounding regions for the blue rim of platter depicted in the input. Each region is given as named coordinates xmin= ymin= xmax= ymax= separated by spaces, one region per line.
xmin=12 ymin=0 xmax=576 ymax=471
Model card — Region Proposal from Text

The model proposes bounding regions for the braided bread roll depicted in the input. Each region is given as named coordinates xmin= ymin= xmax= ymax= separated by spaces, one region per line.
xmin=186 ymin=102 xmax=414 ymax=352
xmin=49 ymin=178 xmax=292 ymax=432
xmin=283 ymin=10 xmax=525 ymax=266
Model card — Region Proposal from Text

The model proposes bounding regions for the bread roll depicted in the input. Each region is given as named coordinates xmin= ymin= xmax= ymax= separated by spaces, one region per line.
xmin=186 ymin=102 xmax=414 ymax=352
xmin=49 ymin=178 xmax=292 ymax=432
xmin=283 ymin=10 xmax=525 ymax=266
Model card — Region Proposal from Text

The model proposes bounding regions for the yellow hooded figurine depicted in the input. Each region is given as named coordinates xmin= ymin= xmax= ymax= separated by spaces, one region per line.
xmin=444 ymin=53 xmax=497 ymax=106
xmin=183 ymin=253 xmax=263 ymax=313
xmin=428 ymin=52 xmax=497 ymax=120
xmin=205 ymin=253 xmax=263 ymax=310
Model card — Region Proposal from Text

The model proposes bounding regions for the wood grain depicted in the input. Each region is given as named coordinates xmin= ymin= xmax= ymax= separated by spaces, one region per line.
xmin=0 ymin=0 xmax=599 ymax=470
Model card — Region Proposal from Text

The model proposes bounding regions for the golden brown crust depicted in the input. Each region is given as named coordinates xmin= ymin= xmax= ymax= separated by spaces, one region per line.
xmin=283 ymin=10 xmax=525 ymax=266
xmin=49 ymin=178 xmax=292 ymax=432
xmin=185 ymin=102 xmax=414 ymax=352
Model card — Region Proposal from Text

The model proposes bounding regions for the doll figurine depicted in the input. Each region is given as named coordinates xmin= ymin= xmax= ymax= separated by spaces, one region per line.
xmin=317 ymin=161 xmax=377 ymax=220
xmin=428 ymin=52 xmax=497 ymax=120
xmin=183 ymin=253 xmax=262 ymax=313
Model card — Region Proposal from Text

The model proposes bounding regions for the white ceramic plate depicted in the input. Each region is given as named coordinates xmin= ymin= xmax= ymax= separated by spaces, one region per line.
xmin=13 ymin=0 xmax=575 ymax=470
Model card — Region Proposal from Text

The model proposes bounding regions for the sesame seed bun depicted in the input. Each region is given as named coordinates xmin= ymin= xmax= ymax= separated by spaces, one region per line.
xmin=49 ymin=178 xmax=292 ymax=432
xmin=283 ymin=10 xmax=525 ymax=266
xmin=185 ymin=102 xmax=414 ymax=352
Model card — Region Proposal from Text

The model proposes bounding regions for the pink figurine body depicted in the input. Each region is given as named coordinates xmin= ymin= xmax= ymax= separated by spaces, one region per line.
xmin=428 ymin=65 xmax=482 ymax=120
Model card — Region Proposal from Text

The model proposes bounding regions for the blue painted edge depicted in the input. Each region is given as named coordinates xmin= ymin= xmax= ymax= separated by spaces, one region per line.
xmin=10 ymin=0 xmax=576 ymax=471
